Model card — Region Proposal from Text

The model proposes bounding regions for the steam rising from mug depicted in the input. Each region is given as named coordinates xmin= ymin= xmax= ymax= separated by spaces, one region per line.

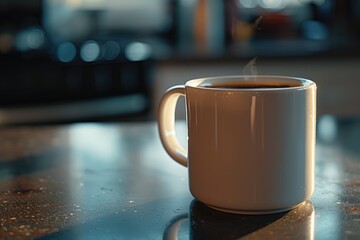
xmin=243 ymin=57 xmax=258 ymax=76
xmin=242 ymin=16 xmax=263 ymax=77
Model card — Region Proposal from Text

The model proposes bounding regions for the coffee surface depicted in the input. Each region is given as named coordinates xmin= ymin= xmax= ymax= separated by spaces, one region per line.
xmin=206 ymin=83 xmax=296 ymax=89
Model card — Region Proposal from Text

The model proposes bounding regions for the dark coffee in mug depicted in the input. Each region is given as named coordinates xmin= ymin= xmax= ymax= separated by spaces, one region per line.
xmin=205 ymin=82 xmax=302 ymax=89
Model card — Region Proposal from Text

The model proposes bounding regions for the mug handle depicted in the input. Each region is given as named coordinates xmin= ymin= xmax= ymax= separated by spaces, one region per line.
xmin=158 ymin=85 xmax=188 ymax=167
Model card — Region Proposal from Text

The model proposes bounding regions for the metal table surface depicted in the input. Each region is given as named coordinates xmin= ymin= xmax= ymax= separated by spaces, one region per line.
xmin=0 ymin=117 xmax=359 ymax=239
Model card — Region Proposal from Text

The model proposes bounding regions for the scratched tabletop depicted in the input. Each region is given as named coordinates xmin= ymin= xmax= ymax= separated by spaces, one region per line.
xmin=0 ymin=118 xmax=359 ymax=239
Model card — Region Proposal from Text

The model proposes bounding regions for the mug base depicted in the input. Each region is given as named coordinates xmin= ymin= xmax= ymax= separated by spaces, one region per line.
xmin=205 ymin=202 xmax=304 ymax=215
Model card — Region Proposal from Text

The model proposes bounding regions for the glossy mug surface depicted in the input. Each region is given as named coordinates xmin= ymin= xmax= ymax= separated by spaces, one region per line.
xmin=158 ymin=76 xmax=317 ymax=214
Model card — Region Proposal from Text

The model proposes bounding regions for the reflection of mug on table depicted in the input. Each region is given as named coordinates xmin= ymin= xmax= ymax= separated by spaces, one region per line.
xmin=158 ymin=76 xmax=317 ymax=214
xmin=163 ymin=200 xmax=315 ymax=240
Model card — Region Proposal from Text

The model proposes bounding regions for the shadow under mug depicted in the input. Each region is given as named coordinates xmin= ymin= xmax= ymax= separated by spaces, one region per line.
xmin=158 ymin=76 xmax=317 ymax=214
xmin=163 ymin=200 xmax=315 ymax=240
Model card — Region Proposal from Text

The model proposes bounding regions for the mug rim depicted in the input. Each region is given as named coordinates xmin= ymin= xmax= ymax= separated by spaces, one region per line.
xmin=185 ymin=75 xmax=316 ymax=91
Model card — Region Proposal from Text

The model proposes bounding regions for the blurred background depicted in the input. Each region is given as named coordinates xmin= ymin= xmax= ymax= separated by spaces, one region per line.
xmin=0 ymin=0 xmax=359 ymax=124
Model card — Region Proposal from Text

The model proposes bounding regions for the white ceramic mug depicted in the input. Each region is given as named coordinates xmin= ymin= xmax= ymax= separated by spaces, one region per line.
xmin=158 ymin=76 xmax=317 ymax=214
